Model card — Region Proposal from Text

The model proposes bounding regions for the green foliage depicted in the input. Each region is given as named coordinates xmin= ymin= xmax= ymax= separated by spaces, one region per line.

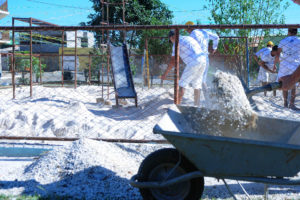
xmin=204 ymin=0 xmax=289 ymax=78
xmin=137 ymin=18 xmax=172 ymax=55
xmin=129 ymin=57 xmax=137 ymax=76
xmin=204 ymin=0 xmax=289 ymax=37
xmin=87 ymin=0 xmax=173 ymax=54
xmin=14 ymin=51 xmax=47 ymax=83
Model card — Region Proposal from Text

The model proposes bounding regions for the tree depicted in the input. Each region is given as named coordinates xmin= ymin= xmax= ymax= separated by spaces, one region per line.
xmin=205 ymin=0 xmax=289 ymax=37
xmin=86 ymin=0 xmax=173 ymax=49
xmin=204 ymin=0 xmax=289 ymax=79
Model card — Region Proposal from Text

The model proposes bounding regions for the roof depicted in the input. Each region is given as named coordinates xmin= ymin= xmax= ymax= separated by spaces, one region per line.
xmin=13 ymin=17 xmax=59 ymax=27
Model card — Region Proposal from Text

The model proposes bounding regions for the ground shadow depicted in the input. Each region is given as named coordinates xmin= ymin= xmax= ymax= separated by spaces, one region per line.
xmin=202 ymin=180 xmax=300 ymax=199
xmin=0 ymin=166 xmax=141 ymax=200
xmin=88 ymin=98 xmax=173 ymax=121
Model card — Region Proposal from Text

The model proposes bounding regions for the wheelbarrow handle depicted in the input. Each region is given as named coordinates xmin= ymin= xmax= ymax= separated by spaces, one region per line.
xmin=246 ymin=82 xmax=282 ymax=98
xmin=129 ymin=171 xmax=204 ymax=188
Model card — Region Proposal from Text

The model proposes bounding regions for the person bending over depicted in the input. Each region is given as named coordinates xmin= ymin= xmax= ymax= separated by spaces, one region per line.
xmin=161 ymin=30 xmax=206 ymax=106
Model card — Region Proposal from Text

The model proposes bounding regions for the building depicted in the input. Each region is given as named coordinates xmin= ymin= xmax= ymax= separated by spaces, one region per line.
xmin=0 ymin=0 xmax=9 ymax=79
xmin=14 ymin=18 xmax=95 ymax=72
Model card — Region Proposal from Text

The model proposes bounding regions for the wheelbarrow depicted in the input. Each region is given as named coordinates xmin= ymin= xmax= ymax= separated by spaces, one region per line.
xmin=130 ymin=105 xmax=300 ymax=200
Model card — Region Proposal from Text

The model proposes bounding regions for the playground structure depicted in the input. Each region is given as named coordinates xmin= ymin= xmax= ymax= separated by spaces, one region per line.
xmin=0 ymin=24 xmax=298 ymax=103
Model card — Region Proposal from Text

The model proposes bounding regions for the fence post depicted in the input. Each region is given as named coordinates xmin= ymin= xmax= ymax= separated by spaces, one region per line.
xmin=30 ymin=17 xmax=33 ymax=97
xmin=246 ymin=37 xmax=250 ymax=88
xmin=12 ymin=18 xmax=15 ymax=99
xmin=174 ymin=28 xmax=180 ymax=105
xmin=74 ymin=30 xmax=77 ymax=89
xmin=88 ymin=54 xmax=91 ymax=85
xmin=39 ymin=56 xmax=42 ymax=83
xmin=61 ymin=31 xmax=64 ymax=87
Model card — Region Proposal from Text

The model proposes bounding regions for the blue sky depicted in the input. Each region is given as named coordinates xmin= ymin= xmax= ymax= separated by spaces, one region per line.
xmin=0 ymin=0 xmax=298 ymax=26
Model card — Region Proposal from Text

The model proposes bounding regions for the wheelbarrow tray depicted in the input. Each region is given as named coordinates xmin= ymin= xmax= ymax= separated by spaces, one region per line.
xmin=153 ymin=105 xmax=300 ymax=178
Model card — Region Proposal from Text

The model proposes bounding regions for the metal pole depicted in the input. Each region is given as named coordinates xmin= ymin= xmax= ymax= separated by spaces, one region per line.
xmin=101 ymin=0 xmax=104 ymax=96
xmin=61 ymin=30 xmax=64 ymax=86
xmin=106 ymin=2 xmax=110 ymax=98
xmin=101 ymin=62 xmax=104 ymax=97
xmin=174 ymin=28 xmax=180 ymax=104
xmin=107 ymin=38 xmax=110 ymax=98
xmin=88 ymin=54 xmax=91 ymax=84
xmin=0 ymin=24 xmax=300 ymax=31
xmin=122 ymin=0 xmax=126 ymax=43
xmin=74 ymin=30 xmax=77 ymax=89
xmin=39 ymin=56 xmax=42 ymax=83
xmin=12 ymin=18 xmax=15 ymax=99
xmin=145 ymin=38 xmax=150 ymax=88
xmin=0 ymin=136 xmax=169 ymax=144
xmin=246 ymin=37 xmax=250 ymax=88
xmin=30 ymin=18 xmax=33 ymax=97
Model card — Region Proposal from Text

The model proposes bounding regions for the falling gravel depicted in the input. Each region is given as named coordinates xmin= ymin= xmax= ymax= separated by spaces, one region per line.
xmin=205 ymin=70 xmax=257 ymax=130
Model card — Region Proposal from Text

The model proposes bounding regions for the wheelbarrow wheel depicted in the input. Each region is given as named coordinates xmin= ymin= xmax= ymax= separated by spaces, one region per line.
xmin=137 ymin=148 xmax=204 ymax=200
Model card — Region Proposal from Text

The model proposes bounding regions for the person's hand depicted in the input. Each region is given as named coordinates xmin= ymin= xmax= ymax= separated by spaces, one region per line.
xmin=258 ymin=60 xmax=264 ymax=66
xmin=269 ymin=67 xmax=276 ymax=73
xmin=210 ymin=49 xmax=217 ymax=55
xmin=272 ymin=65 xmax=277 ymax=73
xmin=279 ymin=75 xmax=293 ymax=91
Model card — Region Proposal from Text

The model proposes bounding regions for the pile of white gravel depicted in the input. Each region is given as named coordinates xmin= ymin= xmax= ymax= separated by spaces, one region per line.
xmin=23 ymin=138 xmax=142 ymax=199
xmin=204 ymin=70 xmax=257 ymax=129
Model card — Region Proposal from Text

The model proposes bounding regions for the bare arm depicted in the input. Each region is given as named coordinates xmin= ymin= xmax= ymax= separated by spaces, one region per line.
xmin=259 ymin=61 xmax=275 ymax=73
xmin=254 ymin=55 xmax=259 ymax=63
xmin=292 ymin=0 xmax=300 ymax=5
xmin=279 ymin=66 xmax=300 ymax=90
xmin=161 ymin=56 xmax=175 ymax=80
xmin=253 ymin=54 xmax=273 ymax=72
xmin=274 ymin=48 xmax=282 ymax=65
xmin=207 ymin=31 xmax=219 ymax=53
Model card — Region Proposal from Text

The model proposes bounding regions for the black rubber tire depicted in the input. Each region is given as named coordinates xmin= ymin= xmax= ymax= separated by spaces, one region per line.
xmin=137 ymin=148 xmax=204 ymax=200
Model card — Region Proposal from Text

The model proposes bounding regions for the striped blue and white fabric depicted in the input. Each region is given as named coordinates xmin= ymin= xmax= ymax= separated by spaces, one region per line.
xmin=255 ymin=47 xmax=274 ymax=83
xmin=190 ymin=29 xmax=219 ymax=84
xmin=277 ymin=36 xmax=300 ymax=79
xmin=172 ymin=36 xmax=206 ymax=89
xmin=190 ymin=29 xmax=219 ymax=54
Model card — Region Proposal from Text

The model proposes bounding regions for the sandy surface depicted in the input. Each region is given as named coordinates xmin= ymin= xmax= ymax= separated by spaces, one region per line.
xmin=0 ymin=84 xmax=299 ymax=199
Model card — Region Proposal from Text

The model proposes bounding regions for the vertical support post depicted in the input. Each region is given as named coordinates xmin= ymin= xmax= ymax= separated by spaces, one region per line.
xmin=30 ymin=18 xmax=33 ymax=97
xmin=74 ymin=30 xmax=77 ymax=89
xmin=39 ymin=56 xmax=42 ymax=83
xmin=145 ymin=38 xmax=150 ymax=89
xmin=143 ymin=39 xmax=147 ymax=86
xmin=101 ymin=62 xmax=104 ymax=98
xmin=174 ymin=28 xmax=180 ymax=105
xmin=12 ymin=18 xmax=15 ymax=99
xmin=122 ymin=0 xmax=126 ymax=43
xmin=88 ymin=54 xmax=91 ymax=85
xmin=106 ymin=36 xmax=110 ymax=99
xmin=101 ymin=1 xmax=105 ymax=97
xmin=61 ymin=31 xmax=64 ymax=87
xmin=106 ymin=3 xmax=110 ymax=98
xmin=246 ymin=37 xmax=250 ymax=88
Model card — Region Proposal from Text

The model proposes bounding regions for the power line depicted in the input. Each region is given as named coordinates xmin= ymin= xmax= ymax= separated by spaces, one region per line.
xmin=173 ymin=9 xmax=206 ymax=12
xmin=26 ymin=0 xmax=92 ymax=11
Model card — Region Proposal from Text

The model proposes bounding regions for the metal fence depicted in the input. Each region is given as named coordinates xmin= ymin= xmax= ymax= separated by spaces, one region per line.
xmin=0 ymin=24 xmax=299 ymax=140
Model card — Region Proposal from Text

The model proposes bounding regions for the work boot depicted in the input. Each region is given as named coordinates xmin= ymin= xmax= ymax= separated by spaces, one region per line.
xmin=284 ymin=101 xmax=288 ymax=108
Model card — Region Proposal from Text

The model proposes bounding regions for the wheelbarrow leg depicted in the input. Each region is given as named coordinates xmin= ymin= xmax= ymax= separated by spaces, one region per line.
xmin=222 ymin=179 xmax=238 ymax=200
xmin=264 ymin=184 xmax=269 ymax=200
